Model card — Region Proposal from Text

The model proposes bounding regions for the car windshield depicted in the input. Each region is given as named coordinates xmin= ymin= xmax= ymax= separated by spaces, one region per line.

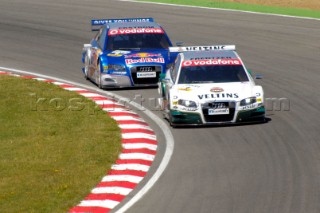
xmin=106 ymin=33 xmax=170 ymax=50
xmin=178 ymin=65 xmax=249 ymax=84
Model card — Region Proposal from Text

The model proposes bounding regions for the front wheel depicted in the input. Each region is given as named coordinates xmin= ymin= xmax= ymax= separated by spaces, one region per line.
xmin=84 ymin=55 xmax=89 ymax=80
xmin=96 ymin=62 xmax=103 ymax=89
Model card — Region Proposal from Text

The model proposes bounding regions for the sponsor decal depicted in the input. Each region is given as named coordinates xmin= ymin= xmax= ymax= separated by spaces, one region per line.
xmin=185 ymin=46 xmax=229 ymax=51
xmin=108 ymin=28 xmax=164 ymax=35
xmin=136 ymin=72 xmax=156 ymax=78
xmin=125 ymin=57 xmax=165 ymax=64
xmin=107 ymin=50 xmax=131 ymax=57
xmin=190 ymin=56 xmax=233 ymax=60
xmin=181 ymin=107 xmax=198 ymax=112
xmin=210 ymin=87 xmax=224 ymax=93
xmin=182 ymin=59 xmax=242 ymax=67
xmin=240 ymin=103 xmax=257 ymax=110
xmin=208 ymin=108 xmax=229 ymax=115
xmin=93 ymin=18 xmax=153 ymax=25
xmin=110 ymin=71 xmax=127 ymax=75
xmin=198 ymin=93 xmax=239 ymax=99
xmin=108 ymin=53 xmax=122 ymax=57
xmin=125 ymin=53 xmax=161 ymax=58
xmin=178 ymin=87 xmax=192 ymax=92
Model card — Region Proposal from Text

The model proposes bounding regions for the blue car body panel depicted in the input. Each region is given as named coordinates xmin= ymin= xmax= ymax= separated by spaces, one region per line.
xmin=82 ymin=18 xmax=178 ymax=88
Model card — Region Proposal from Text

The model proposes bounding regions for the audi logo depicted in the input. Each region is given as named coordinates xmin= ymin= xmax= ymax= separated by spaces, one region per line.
xmin=209 ymin=103 xmax=226 ymax=109
xmin=139 ymin=67 xmax=153 ymax=72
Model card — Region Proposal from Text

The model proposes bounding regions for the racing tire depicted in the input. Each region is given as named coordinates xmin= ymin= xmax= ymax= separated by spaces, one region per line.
xmin=168 ymin=112 xmax=176 ymax=128
xmin=84 ymin=55 xmax=89 ymax=80
xmin=96 ymin=62 xmax=103 ymax=89
xmin=166 ymin=96 xmax=176 ymax=128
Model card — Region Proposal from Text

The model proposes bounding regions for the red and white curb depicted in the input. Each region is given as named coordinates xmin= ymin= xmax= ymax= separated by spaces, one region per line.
xmin=0 ymin=71 xmax=158 ymax=213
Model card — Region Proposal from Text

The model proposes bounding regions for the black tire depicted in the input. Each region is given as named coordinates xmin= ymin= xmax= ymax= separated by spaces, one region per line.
xmin=166 ymin=96 xmax=176 ymax=127
xmin=84 ymin=55 xmax=89 ymax=80
xmin=96 ymin=61 xmax=103 ymax=89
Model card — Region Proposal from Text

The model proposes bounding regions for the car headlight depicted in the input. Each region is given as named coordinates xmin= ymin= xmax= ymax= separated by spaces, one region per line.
xmin=240 ymin=97 xmax=257 ymax=106
xmin=108 ymin=64 xmax=126 ymax=71
xmin=178 ymin=99 xmax=197 ymax=108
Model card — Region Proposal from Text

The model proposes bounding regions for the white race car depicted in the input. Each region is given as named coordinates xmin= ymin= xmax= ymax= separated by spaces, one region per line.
xmin=158 ymin=45 xmax=265 ymax=126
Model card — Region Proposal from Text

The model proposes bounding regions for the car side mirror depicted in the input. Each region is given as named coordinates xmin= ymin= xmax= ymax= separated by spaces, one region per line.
xmin=255 ymin=74 xmax=263 ymax=79
xmin=176 ymin=42 xmax=184 ymax=47
xmin=83 ymin=44 xmax=92 ymax=48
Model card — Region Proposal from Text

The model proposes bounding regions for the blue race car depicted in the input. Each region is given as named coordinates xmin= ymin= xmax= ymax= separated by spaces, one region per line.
xmin=82 ymin=18 xmax=176 ymax=88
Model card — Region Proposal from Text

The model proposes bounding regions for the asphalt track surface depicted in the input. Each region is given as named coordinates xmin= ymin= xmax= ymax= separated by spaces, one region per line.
xmin=1 ymin=0 xmax=320 ymax=212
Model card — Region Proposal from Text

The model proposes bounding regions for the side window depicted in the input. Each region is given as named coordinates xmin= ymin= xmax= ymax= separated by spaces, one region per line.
xmin=171 ymin=55 xmax=181 ymax=83
xmin=97 ymin=28 xmax=107 ymax=50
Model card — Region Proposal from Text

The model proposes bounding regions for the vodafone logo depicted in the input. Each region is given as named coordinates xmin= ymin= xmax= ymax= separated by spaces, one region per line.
xmin=108 ymin=28 xmax=164 ymax=35
xmin=182 ymin=59 xmax=242 ymax=67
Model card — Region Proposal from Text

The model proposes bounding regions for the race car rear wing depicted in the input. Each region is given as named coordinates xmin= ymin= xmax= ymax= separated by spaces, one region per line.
xmin=91 ymin=17 xmax=154 ymax=31
xmin=169 ymin=45 xmax=236 ymax=52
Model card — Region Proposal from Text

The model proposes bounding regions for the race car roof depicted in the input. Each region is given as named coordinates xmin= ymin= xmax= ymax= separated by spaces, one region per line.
xmin=107 ymin=22 xmax=161 ymax=30
xmin=182 ymin=50 xmax=239 ymax=60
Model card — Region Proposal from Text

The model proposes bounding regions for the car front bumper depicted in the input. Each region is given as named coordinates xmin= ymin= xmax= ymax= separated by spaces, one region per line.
xmin=169 ymin=106 xmax=265 ymax=126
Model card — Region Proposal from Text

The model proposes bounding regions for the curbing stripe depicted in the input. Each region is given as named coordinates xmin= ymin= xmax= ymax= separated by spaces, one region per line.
xmin=91 ymin=187 xmax=133 ymax=195
xmin=121 ymin=128 xmax=155 ymax=135
xmin=122 ymin=133 xmax=156 ymax=140
xmin=70 ymin=206 xmax=111 ymax=213
xmin=78 ymin=200 xmax=120 ymax=209
xmin=108 ymin=111 xmax=140 ymax=117
xmin=119 ymin=124 xmax=153 ymax=130
xmin=119 ymin=153 xmax=155 ymax=161
xmin=122 ymin=138 xmax=158 ymax=145
xmin=85 ymin=193 xmax=126 ymax=202
xmin=117 ymin=120 xmax=149 ymax=125
xmin=96 ymin=181 xmax=137 ymax=189
xmin=122 ymin=143 xmax=157 ymax=151
xmin=102 ymin=175 xmax=144 ymax=183
xmin=116 ymin=159 xmax=153 ymax=166
xmin=0 ymin=71 xmax=158 ymax=213
xmin=113 ymin=116 xmax=145 ymax=122
xmin=112 ymin=164 xmax=150 ymax=172
xmin=121 ymin=148 xmax=157 ymax=155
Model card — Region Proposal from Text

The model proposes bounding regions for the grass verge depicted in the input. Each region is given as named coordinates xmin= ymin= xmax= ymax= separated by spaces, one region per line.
xmin=0 ymin=75 xmax=122 ymax=212
xmin=138 ymin=0 xmax=320 ymax=19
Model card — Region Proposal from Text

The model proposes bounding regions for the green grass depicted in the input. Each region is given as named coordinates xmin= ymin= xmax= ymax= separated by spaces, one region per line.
xmin=138 ymin=0 xmax=320 ymax=19
xmin=0 ymin=75 xmax=122 ymax=212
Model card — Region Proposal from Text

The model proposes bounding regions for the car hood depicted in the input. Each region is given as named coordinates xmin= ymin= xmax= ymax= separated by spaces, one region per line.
xmin=172 ymin=82 xmax=256 ymax=103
